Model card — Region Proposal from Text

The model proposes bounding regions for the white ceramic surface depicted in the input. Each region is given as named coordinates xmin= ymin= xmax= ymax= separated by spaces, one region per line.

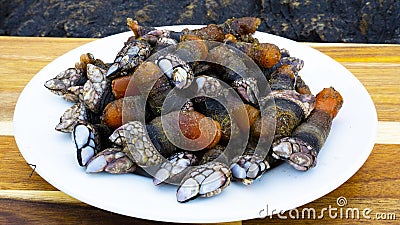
xmin=13 ymin=26 xmax=377 ymax=223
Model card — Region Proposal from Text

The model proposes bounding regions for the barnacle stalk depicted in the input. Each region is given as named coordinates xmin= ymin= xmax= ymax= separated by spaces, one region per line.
xmin=101 ymin=95 xmax=148 ymax=129
xmin=194 ymin=98 xmax=234 ymax=144
xmin=218 ymin=17 xmax=261 ymax=39
xmin=251 ymin=58 xmax=314 ymax=141
xmin=156 ymin=110 xmax=222 ymax=151
xmin=128 ymin=61 xmax=172 ymax=116
xmin=272 ymin=87 xmax=343 ymax=171
xmin=227 ymin=42 xmax=281 ymax=69
xmin=128 ymin=17 xmax=261 ymax=44
xmin=146 ymin=115 xmax=178 ymax=157
xmin=258 ymin=90 xmax=315 ymax=141
xmin=199 ymin=145 xmax=228 ymax=165
xmin=130 ymin=58 xmax=193 ymax=117
xmin=206 ymin=45 xmax=263 ymax=105
xmin=111 ymin=74 xmax=141 ymax=99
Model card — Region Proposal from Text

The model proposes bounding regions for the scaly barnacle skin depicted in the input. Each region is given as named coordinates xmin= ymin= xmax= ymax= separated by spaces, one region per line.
xmin=55 ymin=103 xmax=90 ymax=133
xmin=44 ymin=68 xmax=85 ymax=96
xmin=181 ymin=24 xmax=225 ymax=42
xmin=82 ymin=64 xmax=114 ymax=114
xmin=44 ymin=53 xmax=111 ymax=103
xmin=128 ymin=17 xmax=261 ymax=43
xmin=259 ymin=90 xmax=316 ymax=140
xmin=251 ymin=57 xmax=315 ymax=141
xmin=109 ymin=121 xmax=163 ymax=167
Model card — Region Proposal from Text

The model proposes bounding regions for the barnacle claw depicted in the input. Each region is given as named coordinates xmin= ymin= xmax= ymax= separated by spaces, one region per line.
xmin=230 ymin=154 xmax=271 ymax=185
xmin=107 ymin=39 xmax=151 ymax=79
xmin=195 ymin=76 xmax=223 ymax=98
xmin=155 ymin=53 xmax=194 ymax=89
xmin=72 ymin=121 xmax=111 ymax=166
xmin=272 ymin=137 xmax=317 ymax=171
xmin=176 ymin=161 xmax=231 ymax=203
xmin=72 ymin=121 xmax=98 ymax=166
xmin=153 ymin=151 xmax=198 ymax=185
xmin=63 ymin=85 xmax=84 ymax=103
xmin=86 ymin=147 xmax=136 ymax=174
xmin=106 ymin=63 xmax=120 ymax=78
xmin=233 ymin=77 xmax=259 ymax=105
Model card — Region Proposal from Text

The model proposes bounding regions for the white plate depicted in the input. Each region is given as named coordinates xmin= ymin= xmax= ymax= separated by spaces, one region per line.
xmin=13 ymin=26 xmax=377 ymax=223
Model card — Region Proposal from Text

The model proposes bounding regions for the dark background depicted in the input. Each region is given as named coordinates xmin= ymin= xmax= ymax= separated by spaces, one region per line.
xmin=1 ymin=0 xmax=399 ymax=43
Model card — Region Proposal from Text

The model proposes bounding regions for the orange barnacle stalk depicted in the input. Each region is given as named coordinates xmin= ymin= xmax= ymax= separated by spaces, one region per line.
xmin=227 ymin=41 xmax=281 ymax=69
xmin=111 ymin=74 xmax=141 ymax=99
xmin=101 ymin=96 xmax=147 ymax=129
xmin=315 ymin=87 xmax=344 ymax=119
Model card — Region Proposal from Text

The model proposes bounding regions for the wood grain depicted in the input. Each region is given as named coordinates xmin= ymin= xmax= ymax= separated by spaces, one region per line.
xmin=306 ymin=43 xmax=400 ymax=63
xmin=0 ymin=136 xmax=56 ymax=191
xmin=1 ymin=37 xmax=400 ymax=224
xmin=377 ymin=122 xmax=400 ymax=144
xmin=0 ymin=198 xmax=182 ymax=225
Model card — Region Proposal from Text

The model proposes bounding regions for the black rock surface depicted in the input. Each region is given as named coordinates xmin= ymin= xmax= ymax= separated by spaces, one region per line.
xmin=1 ymin=0 xmax=399 ymax=43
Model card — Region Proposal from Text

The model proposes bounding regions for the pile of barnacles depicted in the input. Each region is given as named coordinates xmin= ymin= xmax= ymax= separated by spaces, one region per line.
xmin=44 ymin=17 xmax=343 ymax=202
